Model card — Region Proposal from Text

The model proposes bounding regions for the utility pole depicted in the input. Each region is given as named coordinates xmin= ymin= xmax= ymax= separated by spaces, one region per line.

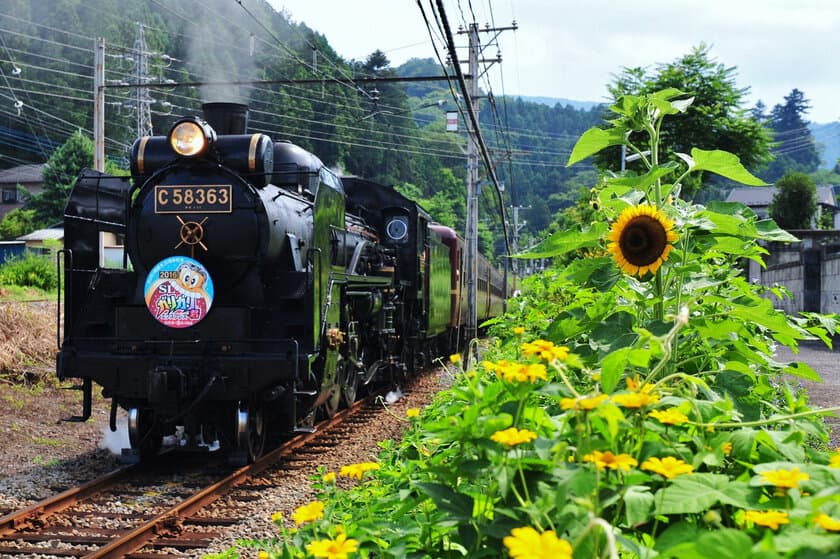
xmin=459 ymin=21 xmax=517 ymax=345
xmin=464 ymin=23 xmax=480 ymax=345
xmin=510 ymin=204 xmax=530 ymax=290
xmin=132 ymin=23 xmax=153 ymax=138
xmin=93 ymin=38 xmax=104 ymax=172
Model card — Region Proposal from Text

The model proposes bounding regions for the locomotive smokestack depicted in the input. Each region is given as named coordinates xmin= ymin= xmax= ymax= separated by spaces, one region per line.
xmin=202 ymin=102 xmax=249 ymax=135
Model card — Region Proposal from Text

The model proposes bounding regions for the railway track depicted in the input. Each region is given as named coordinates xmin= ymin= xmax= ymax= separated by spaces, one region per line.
xmin=0 ymin=391 xmax=386 ymax=558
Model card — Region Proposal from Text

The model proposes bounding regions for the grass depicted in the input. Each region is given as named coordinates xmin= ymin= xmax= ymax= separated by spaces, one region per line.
xmin=31 ymin=436 xmax=65 ymax=447
xmin=0 ymin=284 xmax=55 ymax=302
xmin=32 ymin=455 xmax=61 ymax=467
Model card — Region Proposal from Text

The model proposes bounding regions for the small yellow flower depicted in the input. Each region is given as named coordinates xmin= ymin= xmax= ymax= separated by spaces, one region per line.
xmin=450 ymin=353 xmax=461 ymax=364
xmin=513 ymin=326 xmax=526 ymax=335
xmin=323 ymin=471 xmax=336 ymax=483
xmin=306 ymin=532 xmax=359 ymax=559
xmin=625 ymin=375 xmax=642 ymax=391
xmin=815 ymin=512 xmax=840 ymax=532
xmin=258 ymin=551 xmax=270 ymax=559
xmin=491 ymin=427 xmax=538 ymax=447
xmin=406 ymin=407 xmax=420 ymax=418
xmin=291 ymin=500 xmax=324 ymax=525
xmin=560 ymin=394 xmax=608 ymax=411
xmin=648 ymin=408 xmax=690 ymax=425
xmin=495 ymin=361 xmax=548 ymax=383
xmin=641 ymin=456 xmax=694 ymax=479
xmin=760 ymin=467 xmax=809 ymax=490
xmin=339 ymin=462 xmax=380 ymax=480
xmin=521 ymin=339 xmax=569 ymax=361
xmin=503 ymin=526 xmax=572 ymax=559
xmin=270 ymin=511 xmax=284 ymax=523
xmin=582 ymin=450 xmax=638 ymax=471
xmin=829 ymin=453 xmax=840 ymax=469
xmin=744 ymin=510 xmax=789 ymax=530
xmin=612 ymin=391 xmax=659 ymax=408
xmin=722 ymin=442 xmax=733 ymax=455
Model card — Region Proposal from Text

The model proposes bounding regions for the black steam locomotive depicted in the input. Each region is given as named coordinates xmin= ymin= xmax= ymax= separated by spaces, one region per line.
xmin=57 ymin=103 xmax=505 ymax=463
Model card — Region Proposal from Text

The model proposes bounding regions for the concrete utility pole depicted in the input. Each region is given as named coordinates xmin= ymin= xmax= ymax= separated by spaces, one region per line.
xmin=459 ymin=22 xmax=516 ymax=344
xmin=510 ymin=204 xmax=530 ymax=290
xmin=464 ymin=23 xmax=480 ymax=344
xmin=132 ymin=23 xmax=153 ymax=138
xmin=93 ymin=38 xmax=104 ymax=172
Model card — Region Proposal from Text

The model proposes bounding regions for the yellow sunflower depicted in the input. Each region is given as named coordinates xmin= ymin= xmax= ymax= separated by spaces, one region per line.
xmin=607 ymin=204 xmax=677 ymax=277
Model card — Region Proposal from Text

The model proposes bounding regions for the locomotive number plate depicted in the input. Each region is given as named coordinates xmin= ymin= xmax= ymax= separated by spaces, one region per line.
xmin=154 ymin=185 xmax=232 ymax=214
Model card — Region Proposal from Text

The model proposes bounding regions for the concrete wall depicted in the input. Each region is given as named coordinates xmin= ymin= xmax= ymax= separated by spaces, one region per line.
xmin=755 ymin=232 xmax=840 ymax=315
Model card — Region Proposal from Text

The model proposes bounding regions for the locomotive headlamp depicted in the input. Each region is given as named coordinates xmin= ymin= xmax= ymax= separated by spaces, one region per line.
xmin=169 ymin=119 xmax=214 ymax=157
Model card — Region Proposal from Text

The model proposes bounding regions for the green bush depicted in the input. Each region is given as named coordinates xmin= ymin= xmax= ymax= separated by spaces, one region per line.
xmin=0 ymin=252 xmax=58 ymax=291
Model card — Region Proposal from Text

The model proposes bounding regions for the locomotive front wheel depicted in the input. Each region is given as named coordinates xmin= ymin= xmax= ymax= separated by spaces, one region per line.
xmin=236 ymin=401 xmax=266 ymax=463
xmin=128 ymin=407 xmax=162 ymax=459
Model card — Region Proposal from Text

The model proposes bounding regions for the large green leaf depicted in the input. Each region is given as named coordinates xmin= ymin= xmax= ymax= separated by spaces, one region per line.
xmin=655 ymin=473 xmax=753 ymax=514
xmin=515 ymin=223 xmax=607 ymax=259
xmin=754 ymin=219 xmax=800 ymax=242
xmin=601 ymin=347 xmax=651 ymax=393
xmin=658 ymin=529 xmax=754 ymax=559
xmin=623 ymin=485 xmax=654 ymax=527
xmin=413 ymin=482 xmax=474 ymax=521
xmin=689 ymin=148 xmax=767 ymax=186
xmin=567 ymin=126 xmax=626 ymax=166
xmin=782 ymin=361 xmax=823 ymax=382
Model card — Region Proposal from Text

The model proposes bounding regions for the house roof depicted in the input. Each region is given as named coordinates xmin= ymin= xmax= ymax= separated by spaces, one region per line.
xmin=725 ymin=185 xmax=837 ymax=207
xmin=17 ymin=227 xmax=64 ymax=242
xmin=0 ymin=164 xmax=45 ymax=185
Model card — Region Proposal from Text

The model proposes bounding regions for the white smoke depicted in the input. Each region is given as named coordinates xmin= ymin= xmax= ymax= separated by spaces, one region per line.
xmin=183 ymin=0 xmax=258 ymax=104
xmin=99 ymin=417 xmax=130 ymax=455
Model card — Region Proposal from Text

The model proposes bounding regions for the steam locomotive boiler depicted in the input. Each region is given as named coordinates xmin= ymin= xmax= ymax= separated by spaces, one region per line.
xmin=58 ymin=103 xmax=505 ymax=463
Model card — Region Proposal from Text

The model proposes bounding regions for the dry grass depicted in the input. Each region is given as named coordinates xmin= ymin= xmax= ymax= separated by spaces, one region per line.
xmin=0 ymin=301 xmax=57 ymax=384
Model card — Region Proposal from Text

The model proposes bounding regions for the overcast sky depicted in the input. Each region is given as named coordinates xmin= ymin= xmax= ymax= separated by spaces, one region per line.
xmin=269 ymin=0 xmax=840 ymax=123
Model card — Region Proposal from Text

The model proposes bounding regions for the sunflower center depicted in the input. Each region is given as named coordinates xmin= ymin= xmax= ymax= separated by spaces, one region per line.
xmin=618 ymin=215 xmax=668 ymax=266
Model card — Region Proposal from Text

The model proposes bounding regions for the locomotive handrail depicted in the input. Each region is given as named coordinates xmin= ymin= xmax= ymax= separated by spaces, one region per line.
xmin=306 ymin=247 xmax=323 ymax=339
xmin=56 ymin=248 xmax=71 ymax=350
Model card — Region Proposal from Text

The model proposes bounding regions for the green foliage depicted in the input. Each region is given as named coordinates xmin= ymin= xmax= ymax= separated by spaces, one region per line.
xmin=230 ymin=90 xmax=840 ymax=559
xmin=0 ymin=252 xmax=58 ymax=291
xmin=26 ymin=132 xmax=93 ymax=226
xmin=0 ymin=209 xmax=38 ymax=240
xmin=603 ymin=44 xmax=771 ymax=198
xmin=770 ymin=172 xmax=818 ymax=230
xmin=762 ymin=89 xmax=822 ymax=182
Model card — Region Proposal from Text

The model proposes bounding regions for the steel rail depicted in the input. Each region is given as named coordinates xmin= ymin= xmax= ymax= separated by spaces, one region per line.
xmin=83 ymin=394 xmax=378 ymax=559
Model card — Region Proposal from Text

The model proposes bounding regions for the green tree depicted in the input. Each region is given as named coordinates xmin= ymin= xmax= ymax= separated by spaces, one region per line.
xmin=0 ymin=208 xmax=38 ymax=240
xmin=762 ymin=88 xmax=821 ymax=182
xmin=603 ymin=44 xmax=771 ymax=198
xmin=769 ymin=171 xmax=817 ymax=229
xmin=26 ymin=131 xmax=94 ymax=226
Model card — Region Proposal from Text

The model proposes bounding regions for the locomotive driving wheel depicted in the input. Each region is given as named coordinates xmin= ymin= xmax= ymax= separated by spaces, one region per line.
xmin=128 ymin=407 xmax=162 ymax=460
xmin=236 ymin=400 xmax=266 ymax=463
xmin=337 ymin=358 xmax=359 ymax=408
xmin=322 ymin=381 xmax=341 ymax=418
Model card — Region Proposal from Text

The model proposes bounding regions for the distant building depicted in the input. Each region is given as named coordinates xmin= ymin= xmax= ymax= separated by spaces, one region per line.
xmin=0 ymin=163 xmax=45 ymax=220
xmin=17 ymin=224 xmax=63 ymax=249
xmin=725 ymin=185 xmax=839 ymax=228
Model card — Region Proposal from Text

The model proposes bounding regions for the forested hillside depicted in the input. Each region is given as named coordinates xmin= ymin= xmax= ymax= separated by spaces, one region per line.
xmin=0 ymin=0 xmax=603 ymax=255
